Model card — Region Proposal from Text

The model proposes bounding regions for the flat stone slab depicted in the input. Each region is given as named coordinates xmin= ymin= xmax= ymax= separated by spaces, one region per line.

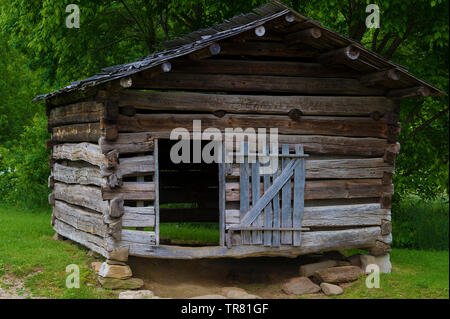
xmin=299 ymin=260 xmax=337 ymax=277
xmin=220 ymin=287 xmax=261 ymax=299
xmin=91 ymin=262 xmax=103 ymax=274
xmin=314 ymin=266 xmax=364 ymax=284
xmin=282 ymin=277 xmax=321 ymax=295
xmin=320 ymin=283 xmax=344 ymax=296
xmin=99 ymin=263 xmax=132 ymax=279
xmin=119 ymin=290 xmax=154 ymax=299
xmin=98 ymin=277 xmax=144 ymax=290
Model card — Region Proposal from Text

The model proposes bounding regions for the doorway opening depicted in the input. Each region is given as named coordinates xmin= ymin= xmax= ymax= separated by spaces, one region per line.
xmin=158 ymin=139 xmax=220 ymax=246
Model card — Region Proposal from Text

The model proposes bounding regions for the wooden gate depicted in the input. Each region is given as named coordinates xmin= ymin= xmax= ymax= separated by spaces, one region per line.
xmin=226 ymin=143 xmax=309 ymax=248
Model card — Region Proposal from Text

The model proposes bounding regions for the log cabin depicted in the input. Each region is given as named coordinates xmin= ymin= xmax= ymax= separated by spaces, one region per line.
xmin=35 ymin=1 xmax=444 ymax=262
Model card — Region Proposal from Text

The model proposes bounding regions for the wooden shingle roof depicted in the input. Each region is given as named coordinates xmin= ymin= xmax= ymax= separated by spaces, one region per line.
xmin=34 ymin=1 xmax=444 ymax=102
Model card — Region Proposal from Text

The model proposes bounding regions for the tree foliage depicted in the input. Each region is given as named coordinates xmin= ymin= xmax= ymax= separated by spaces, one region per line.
xmin=0 ymin=0 xmax=448 ymax=207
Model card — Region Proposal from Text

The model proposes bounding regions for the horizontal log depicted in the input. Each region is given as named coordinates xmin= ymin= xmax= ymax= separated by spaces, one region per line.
xmin=99 ymin=133 xmax=154 ymax=154
xmin=152 ymin=132 xmax=389 ymax=157
xmin=318 ymin=46 xmax=360 ymax=66
xmin=118 ymin=156 xmax=155 ymax=177
xmin=284 ymin=27 xmax=322 ymax=44
xmin=53 ymin=200 xmax=107 ymax=237
xmin=122 ymin=229 xmax=156 ymax=245
xmin=387 ymin=86 xmax=430 ymax=99
xmin=131 ymin=73 xmax=386 ymax=96
xmin=225 ymin=204 xmax=390 ymax=228
xmin=132 ymin=227 xmax=383 ymax=259
xmin=102 ymin=182 xmax=156 ymax=201
xmin=52 ymin=123 xmax=101 ymax=143
xmin=227 ymin=158 xmax=393 ymax=180
xmin=118 ymin=91 xmax=394 ymax=116
xmin=52 ymin=143 xmax=117 ymax=169
xmin=360 ymin=69 xmax=401 ymax=87
xmin=123 ymin=206 xmax=155 ymax=228
xmin=53 ymin=182 xmax=109 ymax=214
xmin=160 ymin=208 xmax=219 ymax=223
xmin=117 ymin=114 xmax=388 ymax=138
xmin=53 ymin=219 xmax=107 ymax=257
xmin=48 ymin=101 xmax=103 ymax=128
xmin=219 ymin=41 xmax=320 ymax=58
xmin=225 ymin=179 xmax=393 ymax=202
xmin=171 ymin=59 xmax=360 ymax=78
xmin=53 ymin=163 xmax=107 ymax=187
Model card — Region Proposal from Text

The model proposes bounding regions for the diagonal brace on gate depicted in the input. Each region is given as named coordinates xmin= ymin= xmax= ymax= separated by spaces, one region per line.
xmin=239 ymin=158 xmax=300 ymax=227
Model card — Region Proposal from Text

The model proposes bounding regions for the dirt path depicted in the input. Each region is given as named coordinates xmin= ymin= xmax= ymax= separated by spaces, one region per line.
xmin=128 ymin=255 xmax=328 ymax=299
xmin=0 ymin=274 xmax=35 ymax=299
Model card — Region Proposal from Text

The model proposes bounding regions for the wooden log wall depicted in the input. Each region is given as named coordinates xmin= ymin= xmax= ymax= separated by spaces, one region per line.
xmin=45 ymin=27 xmax=400 ymax=257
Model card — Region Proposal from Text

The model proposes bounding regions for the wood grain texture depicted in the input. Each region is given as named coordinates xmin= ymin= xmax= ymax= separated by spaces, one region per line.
xmin=52 ymin=123 xmax=101 ymax=143
xmin=53 ymin=182 xmax=109 ymax=214
xmin=48 ymin=101 xmax=103 ymax=128
xmin=53 ymin=163 xmax=106 ymax=187
xmin=101 ymin=182 xmax=156 ymax=201
xmin=52 ymin=143 xmax=107 ymax=167
xmin=99 ymin=133 xmax=154 ymax=154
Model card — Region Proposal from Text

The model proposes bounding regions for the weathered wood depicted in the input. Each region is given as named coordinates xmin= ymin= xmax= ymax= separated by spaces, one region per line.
xmin=387 ymin=86 xmax=430 ymax=99
xmin=226 ymin=204 xmax=390 ymax=228
xmin=53 ymin=182 xmax=109 ymax=214
xmin=272 ymin=158 xmax=281 ymax=247
xmin=109 ymin=197 xmax=125 ymax=218
xmin=130 ymin=227 xmax=383 ymax=259
xmin=53 ymin=200 xmax=107 ymax=237
xmin=131 ymin=73 xmax=386 ymax=96
xmin=117 ymin=91 xmax=394 ymax=116
xmin=381 ymin=220 xmax=392 ymax=236
xmin=360 ymin=69 xmax=401 ymax=87
xmin=263 ymin=163 xmax=273 ymax=247
xmin=122 ymin=206 xmax=155 ymax=228
xmin=154 ymin=138 xmax=160 ymax=245
xmin=171 ymin=59 xmax=360 ymax=78
xmin=117 ymin=156 xmax=155 ymax=177
xmin=281 ymin=145 xmax=293 ymax=245
xmin=219 ymin=41 xmax=320 ymax=58
xmin=53 ymin=219 xmax=107 ymax=257
xmin=122 ymin=229 xmax=156 ymax=245
xmin=318 ymin=46 xmax=360 ymax=66
xmin=99 ymin=133 xmax=154 ymax=154
xmin=48 ymin=101 xmax=103 ymax=128
xmin=53 ymin=163 xmax=107 ymax=187
xmin=100 ymin=119 xmax=119 ymax=141
xmin=52 ymin=123 xmax=101 ymax=143
xmin=188 ymin=43 xmax=221 ymax=60
xmin=384 ymin=142 xmax=401 ymax=164
xmin=228 ymin=158 xmax=394 ymax=180
xmin=285 ymin=27 xmax=322 ymax=44
xmin=239 ymin=142 xmax=251 ymax=245
xmin=387 ymin=123 xmax=401 ymax=143
xmin=251 ymin=159 xmax=262 ymax=245
xmin=225 ymin=179 xmax=393 ymax=202
xmin=52 ymin=143 xmax=108 ymax=167
xmin=380 ymin=193 xmax=393 ymax=209
xmin=293 ymin=145 xmax=305 ymax=246
xmin=117 ymin=114 xmax=388 ymax=139
xmin=101 ymin=182 xmax=156 ymax=201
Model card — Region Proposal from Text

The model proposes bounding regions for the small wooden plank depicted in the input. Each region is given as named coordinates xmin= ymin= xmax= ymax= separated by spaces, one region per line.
xmin=240 ymin=142 xmax=251 ymax=245
xmin=122 ymin=229 xmax=156 ymax=245
xmin=251 ymin=159 xmax=262 ymax=244
xmin=122 ymin=206 xmax=155 ymax=228
xmin=116 ymin=156 xmax=155 ymax=177
xmin=281 ymin=145 xmax=293 ymax=245
xmin=102 ymin=182 xmax=156 ymax=201
xmin=293 ymin=145 xmax=305 ymax=246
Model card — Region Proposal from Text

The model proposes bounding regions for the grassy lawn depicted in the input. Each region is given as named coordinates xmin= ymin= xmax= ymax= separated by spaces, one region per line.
xmin=0 ymin=205 xmax=448 ymax=299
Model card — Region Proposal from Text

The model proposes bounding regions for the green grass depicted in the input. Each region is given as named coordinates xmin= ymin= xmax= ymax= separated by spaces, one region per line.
xmin=159 ymin=222 xmax=220 ymax=245
xmin=0 ymin=205 xmax=115 ymax=299
xmin=333 ymin=249 xmax=449 ymax=299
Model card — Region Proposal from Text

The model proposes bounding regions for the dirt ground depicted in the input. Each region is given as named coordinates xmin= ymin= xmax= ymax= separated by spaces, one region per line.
xmin=128 ymin=254 xmax=330 ymax=299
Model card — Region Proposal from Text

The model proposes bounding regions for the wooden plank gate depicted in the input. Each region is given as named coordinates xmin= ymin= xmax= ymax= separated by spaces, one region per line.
xmin=226 ymin=143 xmax=309 ymax=248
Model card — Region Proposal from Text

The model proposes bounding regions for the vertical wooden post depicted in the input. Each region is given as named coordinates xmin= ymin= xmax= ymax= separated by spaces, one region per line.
xmin=251 ymin=157 xmax=262 ymax=244
xmin=272 ymin=144 xmax=281 ymax=247
xmin=240 ymin=142 xmax=251 ymax=244
xmin=154 ymin=139 xmax=160 ymax=246
xmin=281 ymin=144 xmax=292 ymax=245
xmin=218 ymin=143 xmax=226 ymax=247
xmin=263 ymin=144 xmax=273 ymax=247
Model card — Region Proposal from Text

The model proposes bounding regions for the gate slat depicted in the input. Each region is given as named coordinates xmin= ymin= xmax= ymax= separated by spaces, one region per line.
xmin=240 ymin=142 xmax=251 ymax=245
xmin=263 ymin=151 xmax=273 ymax=246
xmin=251 ymin=158 xmax=262 ymax=244
xmin=281 ymin=144 xmax=293 ymax=245
xmin=272 ymin=147 xmax=281 ymax=247
xmin=293 ymin=145 xmax=305 ymax=246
